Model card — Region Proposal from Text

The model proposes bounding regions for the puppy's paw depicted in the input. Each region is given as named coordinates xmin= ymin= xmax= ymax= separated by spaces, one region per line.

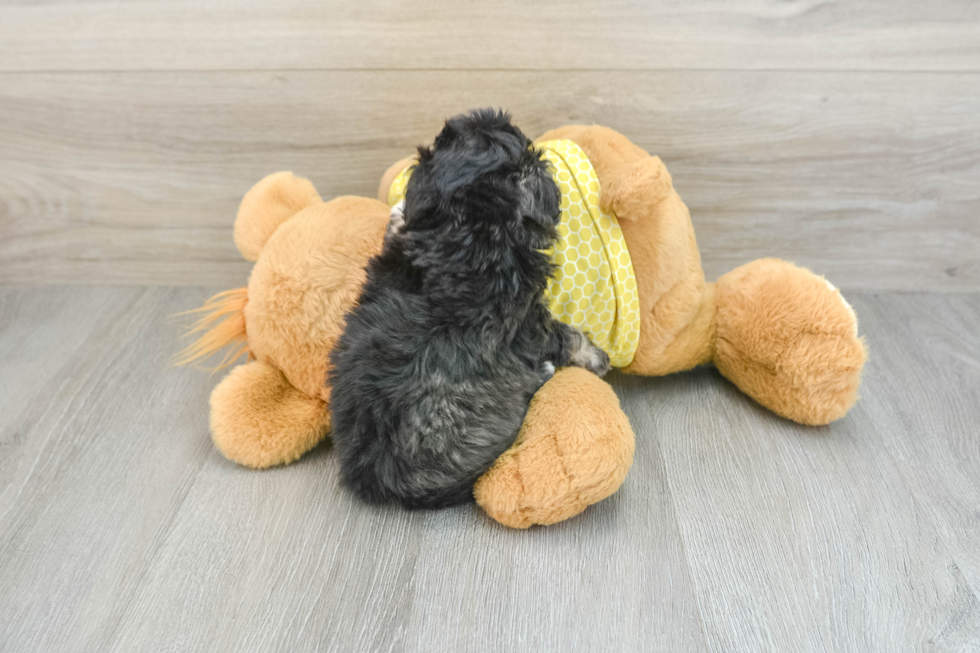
xmin=539 ymin=361 xmax=556 ymax=384
xmin=570 ymin=332 xmax=611 ymax=377
xmin=580 ymin=346 xmax=611 ymax=377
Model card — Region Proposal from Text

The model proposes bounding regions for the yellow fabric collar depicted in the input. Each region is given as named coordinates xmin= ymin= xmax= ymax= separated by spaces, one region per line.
xmin=387 ymin=139 xmax=639 ymax=368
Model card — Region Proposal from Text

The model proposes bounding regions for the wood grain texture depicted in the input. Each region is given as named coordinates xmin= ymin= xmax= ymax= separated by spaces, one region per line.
xmin=856 ymin=294 xmax=980 ymax=596
xmin=1 ymin=0 xmax=979 ymax=72
xmin=1 ymin=287 xmax=979 ymax=652
xmin=2 ymin=71 xmax=978 ymax=289
xmin=0 ymin=286 xmax=708 ymax=652
xmin=0 ymin=287 xmax=217 ymax=653
xmin=636 ymin=300 xmax=980 ymax=651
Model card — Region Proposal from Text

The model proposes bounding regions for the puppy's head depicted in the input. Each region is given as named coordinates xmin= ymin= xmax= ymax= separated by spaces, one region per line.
xmin=404 ymin=109 xmax=560 ymax=251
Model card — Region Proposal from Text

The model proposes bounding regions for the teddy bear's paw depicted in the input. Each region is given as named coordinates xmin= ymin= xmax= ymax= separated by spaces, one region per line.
xmin=714 ymin=258 xmax=867 ymax=426
xmin=210 ymin=360 xmax=331 ymax=468
xmin=474 ymin=368 xmax=634 ymax=528
xmin=601 ymin=155 xmax=674 ymax=220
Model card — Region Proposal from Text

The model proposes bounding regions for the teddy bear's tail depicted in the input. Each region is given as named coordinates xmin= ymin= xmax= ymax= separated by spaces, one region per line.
xmin=173 ymin=172 xmax=324 ymax=371
xmin=172 ymin=287 xmax=249 ymax=371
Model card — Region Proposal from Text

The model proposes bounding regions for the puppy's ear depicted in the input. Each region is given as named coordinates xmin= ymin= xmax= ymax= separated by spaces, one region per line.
xmin=434 ymin=136 xmax=525 ymax=197
xmin=518 ymin=163 xmax=561 ymax=233
xmin=423 ymin=110 xmax=529 ymax=197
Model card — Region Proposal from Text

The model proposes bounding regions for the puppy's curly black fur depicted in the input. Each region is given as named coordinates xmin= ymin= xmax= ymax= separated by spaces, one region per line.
xmin=329 ymin=109 xmax=610 ymax=509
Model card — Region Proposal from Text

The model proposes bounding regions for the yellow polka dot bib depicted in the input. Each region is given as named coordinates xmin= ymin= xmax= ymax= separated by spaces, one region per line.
xmin=387 ymin=139 xmax=640 ymax=368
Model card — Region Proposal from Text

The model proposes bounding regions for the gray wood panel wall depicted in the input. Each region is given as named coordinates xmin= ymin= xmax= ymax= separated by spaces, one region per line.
xmin=1 ymin=0 xmax=979 ymax=290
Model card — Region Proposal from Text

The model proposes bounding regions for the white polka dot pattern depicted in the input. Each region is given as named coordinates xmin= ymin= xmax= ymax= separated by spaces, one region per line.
xmin=536 ymin=140 xmax=639 ymax=368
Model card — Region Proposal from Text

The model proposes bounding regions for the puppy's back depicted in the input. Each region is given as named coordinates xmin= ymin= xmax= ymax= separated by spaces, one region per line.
xmin=330 ymin=108 xmax=560 ymax=510
xmin=330 ymin=290 xmax=532 ymax=509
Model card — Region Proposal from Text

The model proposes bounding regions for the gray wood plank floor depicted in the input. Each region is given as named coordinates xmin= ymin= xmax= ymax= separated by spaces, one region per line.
xmin=1 ymin=286 xmax=978 ymax=652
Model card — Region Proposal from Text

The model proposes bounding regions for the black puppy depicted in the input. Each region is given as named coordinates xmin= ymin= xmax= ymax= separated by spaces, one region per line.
xmin=329 ymin=109 xmax=610 ymax=509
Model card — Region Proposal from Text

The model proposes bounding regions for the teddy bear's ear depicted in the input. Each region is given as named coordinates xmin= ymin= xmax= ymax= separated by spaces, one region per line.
xmin=234 ymin=172 xmax=322 ymax=261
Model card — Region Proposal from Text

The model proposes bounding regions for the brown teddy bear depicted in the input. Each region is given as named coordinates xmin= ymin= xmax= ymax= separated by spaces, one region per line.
xmin=179 ymin=124 xmax=866 ymax=528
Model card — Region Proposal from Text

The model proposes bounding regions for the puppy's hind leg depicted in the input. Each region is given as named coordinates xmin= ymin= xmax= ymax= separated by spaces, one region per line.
xmin=541 ymin=360 xmax=556 ymax=380
xmin=569 ymin=329 xmax=611 ymax=377
xmin=549 ymin=322 xmax=611 ymax=377
xmin=535 ymin=360 xmax=557 ymax=389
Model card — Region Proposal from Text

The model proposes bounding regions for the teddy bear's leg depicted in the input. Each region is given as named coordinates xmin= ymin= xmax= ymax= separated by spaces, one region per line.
xmin=210 ymin=360 xmax=331 ymax=468
xmin=712 ymin=258 xmax=866 ymax=425
xmin=474 ymin=368 xmax=635 ymax=528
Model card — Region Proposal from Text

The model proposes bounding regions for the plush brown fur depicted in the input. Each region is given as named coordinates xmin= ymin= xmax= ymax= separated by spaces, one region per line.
xmin=537 ymin=126 xmax=714 ymax=377
xmin=174 ymin=287 xmax=249 ymax=370
xmin=473 ymin=367 xmax=634 ymax=528
xmin=210 ymin=360 xmax=331 ymax=468
xmin=713 ymin=258 xmax=866 ymax=425
xmin=181 ymin=125 xmax=865 ymax=528
xmin=180 ymin=172 xmax=389 ymax=466
xmin=235 ymin=172 xmax=322 ymax=261
xmin=242 ymin=194 xmax=388 ymax=401
xmin=380 ymin=125 xmax=865 ymax=526
xmin=534 ymin=125 xmax=866 ymax=426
